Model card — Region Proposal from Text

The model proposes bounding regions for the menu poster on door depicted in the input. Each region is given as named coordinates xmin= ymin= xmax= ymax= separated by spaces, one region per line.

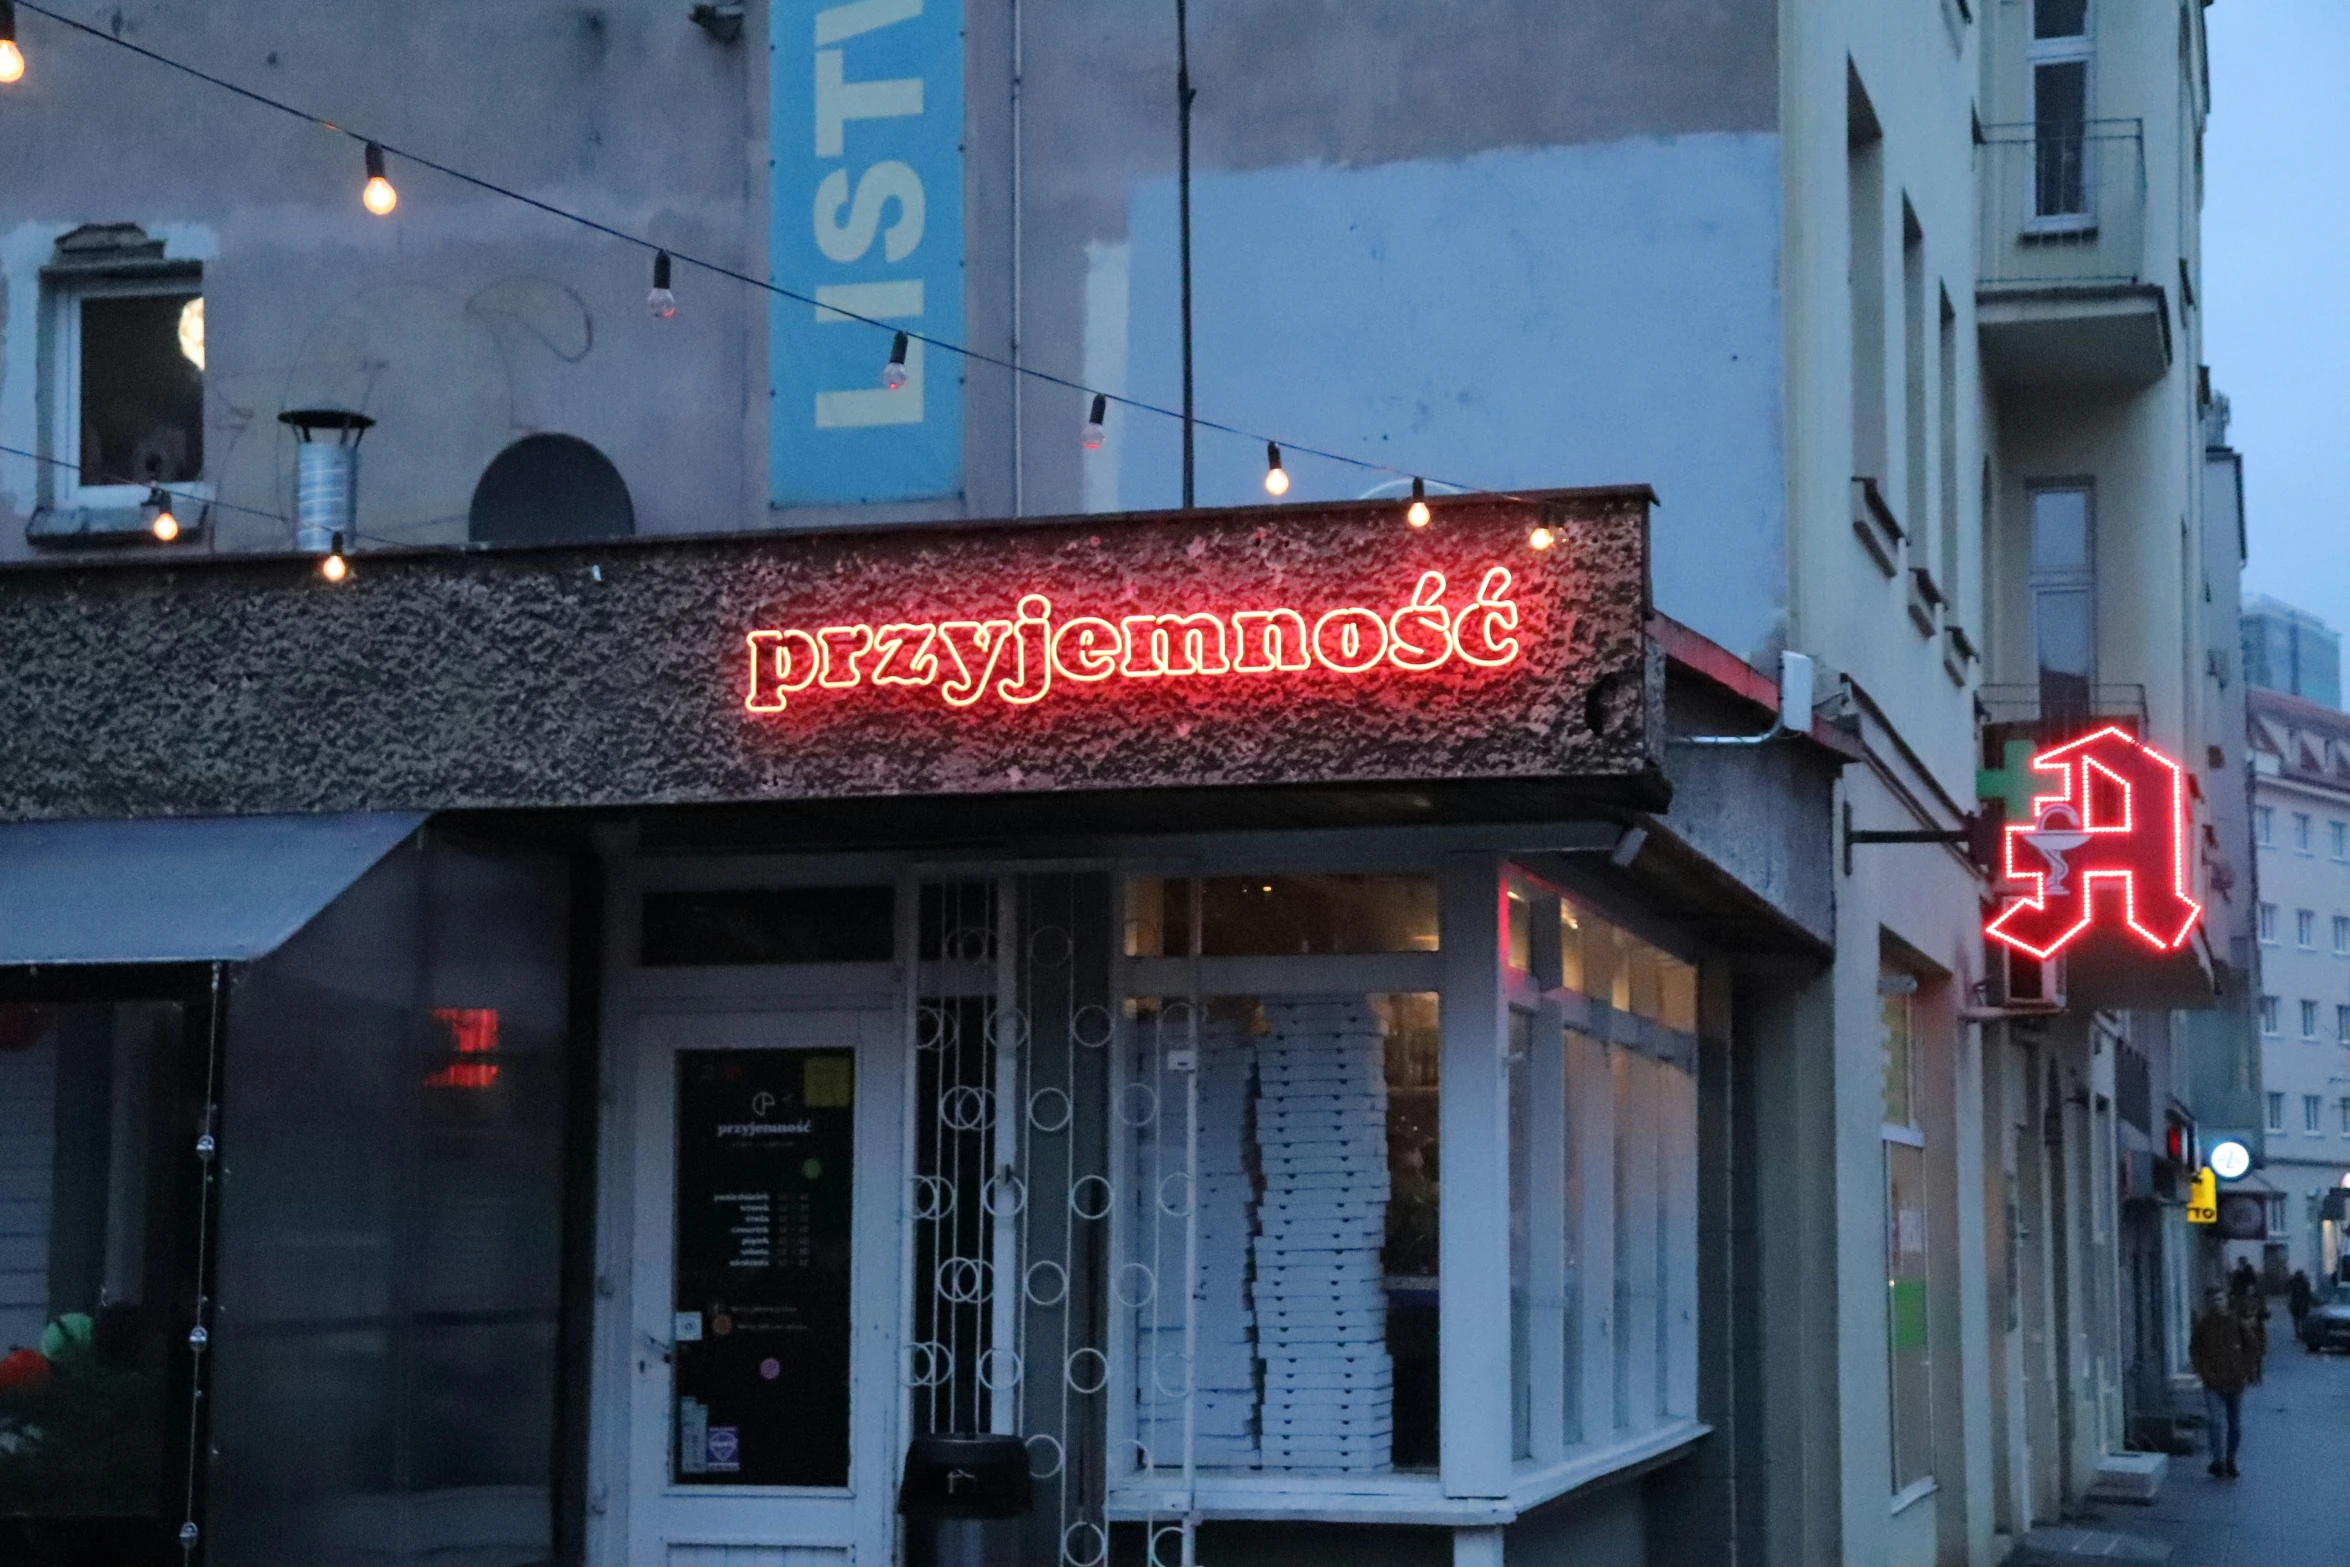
xmin=673 ymin=1050 xmax=856 ymax=1487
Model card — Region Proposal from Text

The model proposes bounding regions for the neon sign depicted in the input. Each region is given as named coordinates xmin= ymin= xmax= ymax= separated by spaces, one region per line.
xmin=743 ymin=567 xmax=1530 ymax=714
xmin=1984 ymin=726 xmax=2202 ymax=960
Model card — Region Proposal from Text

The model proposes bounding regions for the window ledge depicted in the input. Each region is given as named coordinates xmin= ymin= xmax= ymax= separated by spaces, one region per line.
xmin=1102 ymin=1422 xmax=1711 ymax=1527
xmin=1891 ymin=1476 xmax=1940 ymax=1516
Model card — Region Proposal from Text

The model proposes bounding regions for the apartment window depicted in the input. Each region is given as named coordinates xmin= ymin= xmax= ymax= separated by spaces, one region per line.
xmin=2259 ymin=903 xmax=2279 ymax=944
xmin=1881 ymin=971 xmax=1931 ymax=1498
xmin=2333 ymin=820 xmax=2347 ymax=860
xmin=2260 ymin=995 xmax=2281 ymax=1035
xmin=2338 ymin=1097 xmax=2348 ymax=1135
xmin=2269 ymin=1193 xmax=2289 ymax=1232
xmin=2028 ymin=0 xmax=2093 ymax=223
xmin=48 ymin=268 xmax=206 ymax=512
xmin=2257 ymin=807 xmax=2274 ymax=846
xmin=2029 ymin=486 xmax=2096 ymax=716
xmin=2297 ymin=813 xmax=2315 ymax=853
xmin=2267 ymin=1092 xmax=2286 ymax=1132
xmin=2300 ymin=910 xmax=2319 ymax=948
xmin=2338 ymin=1004 xmax=2350 ymax=1042
xmin=2334 ymin=916 xmax=2348 ymax=956
xmin=1849 ymin=74 xmax=1889 ymax=492
xmin=2307 ymin=1095 xmax=2323 ymax=1135
xmin=2303 ymin=999 xmax=2320 ymax=1039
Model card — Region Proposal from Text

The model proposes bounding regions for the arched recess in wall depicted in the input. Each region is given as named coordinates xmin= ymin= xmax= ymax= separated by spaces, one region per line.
xmin=467 ymin=433 xmax=636 ymax=544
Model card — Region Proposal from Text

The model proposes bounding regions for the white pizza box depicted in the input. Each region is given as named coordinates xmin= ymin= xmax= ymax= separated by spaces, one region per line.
xmin=1264 ymin=1371 xmax=1395 ymax=1395
xmin=1262 ymin=1413 xmax=1395 ymax=1440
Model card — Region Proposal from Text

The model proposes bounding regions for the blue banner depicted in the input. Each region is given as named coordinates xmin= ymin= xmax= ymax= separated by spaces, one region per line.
xmin=770 ymin=0 xmax=964 ymax=506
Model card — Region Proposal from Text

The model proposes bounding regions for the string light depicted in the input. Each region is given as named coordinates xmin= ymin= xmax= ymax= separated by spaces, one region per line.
xmin=1263 ymin=443 xmax=1290 ymax=496
xmin=883 ymin=331 xmax=910 ymax=391
xmin=0 ymin=1 xmax=25 ymax=84
xmin=1528 ymin=526 xmax=1555 ymax=551
xmin=6 ymin=3 xmax=1538 ymax=511
xmin=320 ymin=531 xmax=350 ymax=581
xmin=361 ymin=142 xmax=397 ymax=215
xmin=1406 ymin=477 xmax=1430 ymax=528
xmin=145 ymin=487 xmax=180 ymax=541
xmin=1082 ymin=394 xmax=1107 ymax=450
xmin=648 ymin=250 xmax=676 ymax=319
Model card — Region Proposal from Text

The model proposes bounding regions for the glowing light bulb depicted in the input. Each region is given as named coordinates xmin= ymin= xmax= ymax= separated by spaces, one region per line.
xmin=1528 ymin=526 xmax=1555 ymax=551
xmin=648 ymin=250 xmax=676 ymax=319
xmin=883 ymin=331 xmax=910 ymax=391
xmin=1082 ymin=393 xmax=1107 ymax=450
xmin=320 ymin=531 xmax=351 ymax=582
xmin=146 ymin=488 xmax=180 ymax=541
xmin=0 ymin=41 xmax=23 ymax=86
xmin=1263 ymin=442 xmax=1290 ymax=496
xmin=1406 ymin=477 xmax=1430 ymax=528
xmin=361 ymin=142 xmax=398 ymax=215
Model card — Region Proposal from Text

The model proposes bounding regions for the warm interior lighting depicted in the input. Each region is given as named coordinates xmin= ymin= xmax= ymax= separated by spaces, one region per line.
xmin=0 ymin=0 xmax=22 ymax=87
xmin=362 ymin=142 xmax=398 ymax=215
xmin=177 ymin=297 xmax=205 ymax=370
xmin=1527 ymin=526 xmax=1555 ymax=551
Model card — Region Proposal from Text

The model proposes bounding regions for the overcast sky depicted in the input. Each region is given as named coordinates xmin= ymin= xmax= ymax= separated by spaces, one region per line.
xmin=2205 ymin=1 xmax=2350 ymax=627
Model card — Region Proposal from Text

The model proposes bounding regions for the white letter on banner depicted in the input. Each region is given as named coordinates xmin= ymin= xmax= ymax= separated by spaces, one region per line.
xmin=815 ymin=50 xmax=923 ymax=157
xmin=812 ymin=164 xmax=926 ymax=264
xmin=814 ymin=0 xmax=920 ymax=46
xmin=814 ymin=283 xmax=925 ymax=428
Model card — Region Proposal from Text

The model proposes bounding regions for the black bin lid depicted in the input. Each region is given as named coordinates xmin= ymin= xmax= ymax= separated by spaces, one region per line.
xmin=898 ymin=1432 xmax=1034 ymax=1518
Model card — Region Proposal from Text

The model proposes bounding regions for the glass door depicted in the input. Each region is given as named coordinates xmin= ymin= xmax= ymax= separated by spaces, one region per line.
xmin=622 ymin=1006 xmax=903 ymax=1566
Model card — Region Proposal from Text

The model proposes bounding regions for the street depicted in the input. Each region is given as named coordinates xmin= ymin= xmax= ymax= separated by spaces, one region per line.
xmin=2091 ymin=1327 xmax=2350 ymax=1564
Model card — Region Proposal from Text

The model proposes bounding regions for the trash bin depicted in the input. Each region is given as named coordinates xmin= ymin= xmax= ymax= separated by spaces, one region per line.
xmin=899 ymin=1432 xmax=1033 ymax=1567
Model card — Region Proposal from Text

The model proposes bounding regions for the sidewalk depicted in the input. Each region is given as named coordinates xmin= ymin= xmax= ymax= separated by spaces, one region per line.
xmin=2077 ymin=1328 xmax=2350 ymax=1565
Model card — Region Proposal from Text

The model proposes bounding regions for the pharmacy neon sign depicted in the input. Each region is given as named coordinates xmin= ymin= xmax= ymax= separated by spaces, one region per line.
xmin=1985 ymin=726 xmax=2202 ymax=960
xmin=743 ymin=567 xmax=1529 ymax=714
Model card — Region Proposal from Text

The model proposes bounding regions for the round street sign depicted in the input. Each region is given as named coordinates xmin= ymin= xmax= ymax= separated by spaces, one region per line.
xmin=2210 ymin=1139 xmax=2253 ymax=1180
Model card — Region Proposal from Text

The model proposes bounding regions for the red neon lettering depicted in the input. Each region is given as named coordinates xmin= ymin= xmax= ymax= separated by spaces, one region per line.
xmin=1053 ymin=617 xmax=1122 ymax=682
xmin=426 ymin=1009 xmax=500 ymax=1090
xmin=1454 ymin=567 xmax=1520 ymax=667
xmin=742 ymin=566 xmax=1528 ymax=715
xmin=1387 ymin=571 xmax=1452 ymax=671
xmin=745 ymin=629 xmax=822 ymax=712
xmin=870 ymin=623 xmax=940 ymax=687
xmin=818 ymin=625 xmax=874 ymax=688
xmin=1122 ymin=612 xmax=1231 ymax=677
xmin=1232 ymin=609 xmax=1311 ymax=673
xmin=1984 ymin=726 xmax=2203 ymax=961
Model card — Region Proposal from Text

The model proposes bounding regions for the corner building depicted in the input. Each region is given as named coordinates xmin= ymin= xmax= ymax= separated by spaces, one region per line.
xmin=0 ymin=1 xmax=2234 ymax=1565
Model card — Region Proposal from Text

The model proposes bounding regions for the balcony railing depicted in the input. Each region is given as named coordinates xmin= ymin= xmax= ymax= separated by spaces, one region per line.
xmin=1978 ymin=681 xmax=2148 ymax=742
xmin=1977 ymin=119 xmax=2146 ymax=288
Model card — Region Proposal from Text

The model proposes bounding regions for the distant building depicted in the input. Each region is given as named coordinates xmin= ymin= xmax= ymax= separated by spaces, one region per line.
xmin=2244 ymin=596 xmax=2342 ymax=710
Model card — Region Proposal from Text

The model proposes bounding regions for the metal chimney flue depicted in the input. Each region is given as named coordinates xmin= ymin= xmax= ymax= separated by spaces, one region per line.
xmin=277 ymin=409 xmax=376 ymax=555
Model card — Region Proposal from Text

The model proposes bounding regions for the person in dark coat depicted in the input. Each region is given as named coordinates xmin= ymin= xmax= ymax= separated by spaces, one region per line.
xmin=2192 ymin=1288 xmax=2259 ymax=1477
xmin=2229 ymin=1257 xmax=2260 ymax=1308
xmin=2290 ymin=1269 xmax=2314 ymax=1338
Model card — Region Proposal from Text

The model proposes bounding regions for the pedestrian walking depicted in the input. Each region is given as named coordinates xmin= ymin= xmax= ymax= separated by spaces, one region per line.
xmin=2289 ymin=1269 xmax=2313 ymax=1340
xmin=2229 ymin=1257 xmax=2259 ymax=1309
xmin=2192 ymin=1287 xmax=2259 ymax=1477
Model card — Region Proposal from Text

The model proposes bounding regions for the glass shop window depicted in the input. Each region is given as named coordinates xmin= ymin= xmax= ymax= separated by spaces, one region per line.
xmin=1123 ymin=875 xmax=1438 ymax=958
xmin=1881 ymin=972 xmax=1932 ymax=1497
xmin=207 ymin=832 xmax=575 ymax=1567
xmin=642 ymin=886 xmax=894 ymax=965
xmin=0 ymin=1001 xmax=203 ymax=1557
xmin=52 ymin=279 xmax=206 ymax=509
xmin=1125 ymin=993 xmax=1440 ymax=1475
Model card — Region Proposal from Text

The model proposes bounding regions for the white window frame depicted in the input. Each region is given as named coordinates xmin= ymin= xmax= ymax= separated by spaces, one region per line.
xmin=2269 ymin=1193 xmax=2289 ymax=1231
xmin=2267 ymin=1091 xmax=2285 ymax=1132
xmin=2299 ymin=910 xmax=2318 ymax=949
xmin=2303 ymin=999 xmax=2320 ymax=1040
xmin=2297 ymin=813 xmax=2315 ymax=854
xmin=2332 ymin=820 xmax=2347 ymax=860
xmin=2256 ymin=807 xmax=2274 ymax=847
xmin=2260 ymin=996 xmax=2280 ymax=1035
xmin=47 ymin=273 xmax=212 ymax=514
xmin=2259 ymin=904 xmax=2279 ymax=945
xmin=2024 ymin=2 xmax=2096 ymax=236
xmin=2308 ymin=1095 xmax=2325 ymax=1134
xmin=2332 ymin=915 xmax=2347 ymax=957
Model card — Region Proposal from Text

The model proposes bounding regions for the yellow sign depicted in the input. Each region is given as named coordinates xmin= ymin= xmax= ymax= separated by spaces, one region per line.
xmin=2187 ymin=1165 xmax=2218 ymax=1225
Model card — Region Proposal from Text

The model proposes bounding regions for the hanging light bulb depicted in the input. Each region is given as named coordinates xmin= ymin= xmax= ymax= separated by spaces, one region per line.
xmin=320 ymin=531 xmax=351 ymax=582
xmin=1528 ymin=526 xmax=1556 ymax=551
xmin=883 ymin=331 xmax=910 ymax=391
xmin=647 ymin=250 xmax=677 ymax=319
xmin=145 ymin=487 xmax=180 ymax=542
xmin=1406 ymin=477 xmax=1430 ymax=528
xmin=0 ymin=1 xmax=25 ymax=85
xmin=1082 ymin=393 xmax=1108 ymax=450
xmin=361 ymin=142 xmax=398 ymax=215
xmin=1263 ymin=443 xmax=1290 ymax=496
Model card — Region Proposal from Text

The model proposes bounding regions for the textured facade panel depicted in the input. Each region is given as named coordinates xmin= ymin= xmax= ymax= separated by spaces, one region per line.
xmin=0 ymin=492 xmax=1658 ymax=821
